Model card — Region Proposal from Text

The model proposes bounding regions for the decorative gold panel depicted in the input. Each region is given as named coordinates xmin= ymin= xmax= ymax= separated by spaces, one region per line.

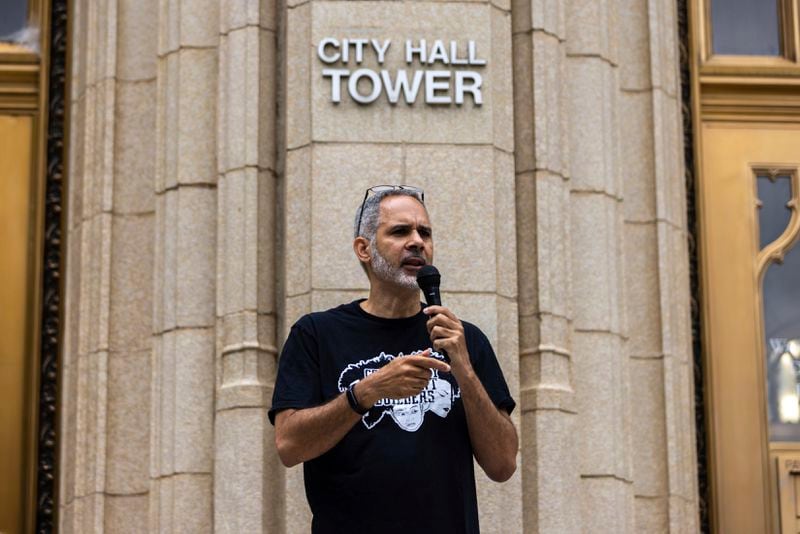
xmin=691 ymin=0 xmax=800 ymax=123
xmin=0 ymin=113 xmax=35 ymax=534
xmin=699 ymin=123 xmax=800 ymax=534
xmin=699 ymin=78 xmax=800 ymax=122
xmin=0 ymin=0 xmax=56 ymax=530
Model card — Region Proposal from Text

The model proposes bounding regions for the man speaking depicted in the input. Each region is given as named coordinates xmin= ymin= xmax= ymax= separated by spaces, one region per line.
xmin=269 ymin=185 xmax=518 ymax=533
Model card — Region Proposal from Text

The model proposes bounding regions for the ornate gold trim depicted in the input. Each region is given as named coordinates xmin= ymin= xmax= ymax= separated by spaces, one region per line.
xmin=0 ymin=63 xmax=40 ymax=111
xmin=33 ymin=0 xmax=69 ymax=529
xmin=702 ymin=57 xmax=800 ymax=73
xmin=755 ymin=168 xmax=800 ymax=275
xmin=681 ymin=1 xmax=711 ymax=529
xmin=700 ymin=82 xmax=800 ymax=122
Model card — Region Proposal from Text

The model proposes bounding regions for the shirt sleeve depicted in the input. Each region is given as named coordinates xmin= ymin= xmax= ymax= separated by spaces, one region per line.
xmin=465 ymin=323 xmax=516 ymax=415
xmin=268 ymin=317 xmax=323 ymax=425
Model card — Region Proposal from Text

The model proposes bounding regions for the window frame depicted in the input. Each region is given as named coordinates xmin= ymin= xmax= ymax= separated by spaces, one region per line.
xmin=697 ymin=0 xmax=800 ymax=76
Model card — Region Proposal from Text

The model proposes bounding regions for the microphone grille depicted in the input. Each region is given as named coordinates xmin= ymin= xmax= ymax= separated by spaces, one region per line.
xmin=416 ymin=265 xmax=440 ymax=290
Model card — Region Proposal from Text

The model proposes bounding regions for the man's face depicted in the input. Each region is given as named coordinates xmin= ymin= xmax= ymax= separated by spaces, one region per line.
xmin=369 ymin=195 xmax=433 ymax=290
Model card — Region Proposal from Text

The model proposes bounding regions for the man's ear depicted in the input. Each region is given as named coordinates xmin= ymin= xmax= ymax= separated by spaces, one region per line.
xmin=353 ymin=236 xmax=371 ymax=265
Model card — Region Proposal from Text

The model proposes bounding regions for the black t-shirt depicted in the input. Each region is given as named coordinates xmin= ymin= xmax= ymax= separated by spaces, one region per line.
xmin=269 ymin=300 xmax=516 ymax=534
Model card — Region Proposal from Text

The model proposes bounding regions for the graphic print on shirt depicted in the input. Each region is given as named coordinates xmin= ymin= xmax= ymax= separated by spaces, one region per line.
xmin=337 ymin=350 xmax=461 ymax=431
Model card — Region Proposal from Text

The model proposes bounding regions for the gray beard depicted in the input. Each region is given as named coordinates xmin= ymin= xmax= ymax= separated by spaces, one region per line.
xmin=370 ymin=241 xmax=420 ymax=291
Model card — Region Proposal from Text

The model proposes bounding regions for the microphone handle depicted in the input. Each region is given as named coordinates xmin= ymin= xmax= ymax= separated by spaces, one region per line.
xmin=422 ymin=287 xmax=449 ymax=363
xmin=423 ymin=287 xmax=441 ymax=307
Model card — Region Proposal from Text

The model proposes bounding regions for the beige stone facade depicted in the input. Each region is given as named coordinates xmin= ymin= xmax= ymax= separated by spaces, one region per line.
xmin=58 ymin=0 xmax=698 ymax=531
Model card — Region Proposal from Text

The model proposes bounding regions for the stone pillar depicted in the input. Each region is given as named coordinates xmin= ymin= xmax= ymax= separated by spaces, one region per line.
xmin=564 ymin=0 xmax=637 ymax=530
xmin=511 ymin=0 xmax=582 ymax=531
xmin=619 ymin=0 xmax=699 ymax=529
xmin=512 ymin=0 xmax=698 ymax=531
xmin=60 ymin=1 xmax=116 ymax=528
xmin=60 ymin=0 xmax=101 ymax=528
xmin=149 ymin=0 xmax=219 ymax=531
xmin=59 ymin=0 xmax=159 ymax=530
xmin=213 ymin=0 xmax=282 ymax=532
xmin=280 ymin=1 xmax=520 ymax=531
xmin=102 ymin=0 xmax=160 ymax=529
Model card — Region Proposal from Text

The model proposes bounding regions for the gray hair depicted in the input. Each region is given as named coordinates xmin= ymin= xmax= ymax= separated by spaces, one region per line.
xmin=353 ymin=189 xmax=425 ymax=243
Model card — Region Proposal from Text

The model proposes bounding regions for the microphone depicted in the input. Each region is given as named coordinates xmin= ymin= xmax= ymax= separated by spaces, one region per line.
xmin=416 ymin=265 xmax=441 ymax=306
xmin=416 ymin=265 xmax=450 ymax=363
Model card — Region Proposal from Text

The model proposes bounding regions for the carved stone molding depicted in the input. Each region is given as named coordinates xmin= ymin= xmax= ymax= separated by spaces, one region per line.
xmin=678 ymin=0 xmax=708 ymax=531
xmin=36 ymin=0 xmax=68 ymax=531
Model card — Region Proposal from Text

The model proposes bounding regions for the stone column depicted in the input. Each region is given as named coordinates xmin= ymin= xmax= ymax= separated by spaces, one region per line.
xmin=564 ymin=0 xmax=638 ymax=530
xmin=619 ymin=0 xmax=699 ymax=529
xmin=149 ymin=0 xmax=219 ymax=531
xmin=59 ymin=0 xmax=159 ymax=530
xmin=511 ymin=0 xmax=582 ymax=531
xmin=59 ymin=0 xmax=116 ymax=527
xmin=213 ymin=0 xmax=282 ymax=532
xmin=512 ymin=0 xmax=698 ymax=531
xmin=280 ymin=1 xmax=520 ymax=531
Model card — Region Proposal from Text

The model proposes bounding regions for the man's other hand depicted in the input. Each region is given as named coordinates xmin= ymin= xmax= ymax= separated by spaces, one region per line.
xmin=356 ymin=349 xmax=450 ymax=407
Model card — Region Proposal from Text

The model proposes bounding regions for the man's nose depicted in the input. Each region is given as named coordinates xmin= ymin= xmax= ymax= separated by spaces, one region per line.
xmin=407 ymin=230 xmax=424 ymax=248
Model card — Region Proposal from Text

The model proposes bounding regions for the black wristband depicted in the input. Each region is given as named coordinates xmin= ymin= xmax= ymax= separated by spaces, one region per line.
xmin=346 ymin=383 xmax=369 ymax=415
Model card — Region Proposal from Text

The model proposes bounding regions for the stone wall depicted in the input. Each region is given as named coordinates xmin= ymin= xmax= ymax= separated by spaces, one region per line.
xmin=59 ymin=0 xmax=698 ymax=532
xmin=511 ymin=0 xmax=698 ymax=530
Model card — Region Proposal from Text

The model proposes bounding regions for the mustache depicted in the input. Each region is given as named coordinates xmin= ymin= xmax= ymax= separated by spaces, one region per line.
xmin=402 ymin=251 xmax=426 ymax=262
